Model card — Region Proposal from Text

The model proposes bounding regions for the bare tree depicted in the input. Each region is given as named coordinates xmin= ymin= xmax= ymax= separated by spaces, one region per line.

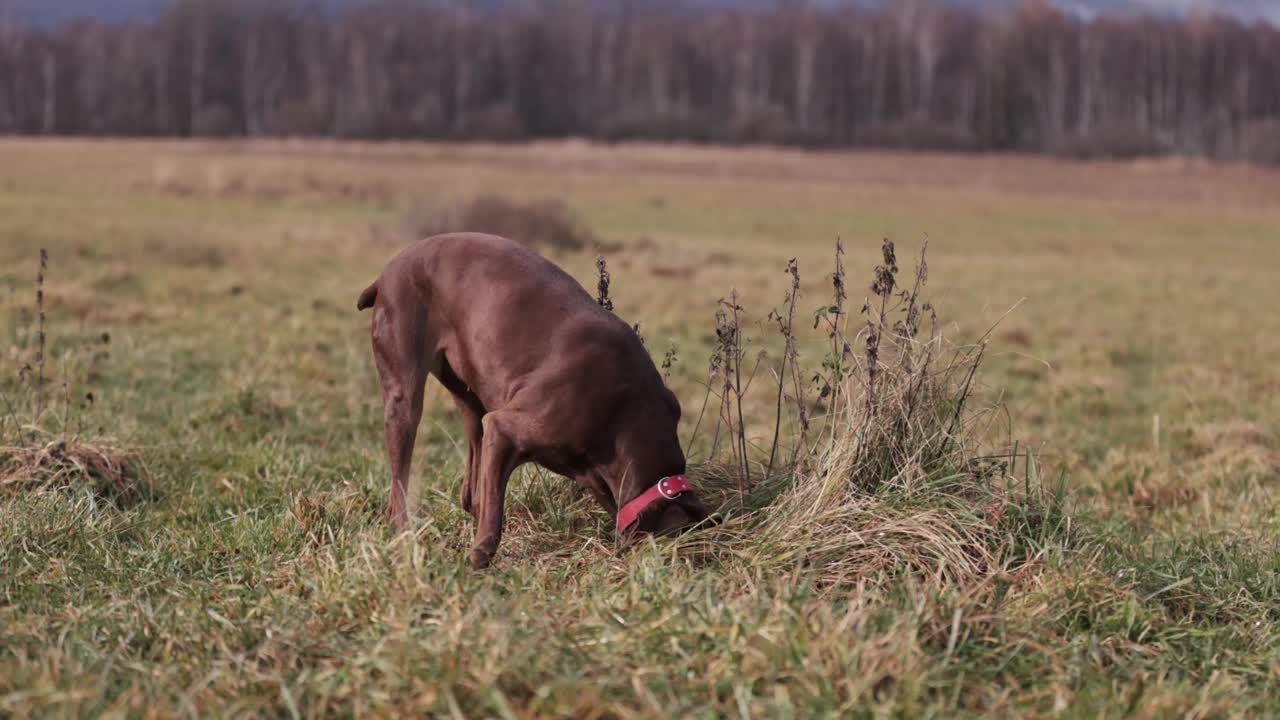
xmin=0 ymin=0 xmax=1275 ymax=160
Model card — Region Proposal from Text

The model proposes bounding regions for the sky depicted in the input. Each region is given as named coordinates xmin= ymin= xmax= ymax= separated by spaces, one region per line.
xmin=3 ymin=0 xmax=1278 ymax=28
xmin=1071 ymin=0 xmax=1280 ymax=23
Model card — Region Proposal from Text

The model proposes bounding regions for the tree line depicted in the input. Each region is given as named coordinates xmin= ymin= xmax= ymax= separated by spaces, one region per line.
xmin=1 ymin=0 xmax=1278 ymax=161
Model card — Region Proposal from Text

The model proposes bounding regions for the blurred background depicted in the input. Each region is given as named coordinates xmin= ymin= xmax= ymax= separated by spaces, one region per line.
xmin=0 ymin=0 xmax=1277 ymax=163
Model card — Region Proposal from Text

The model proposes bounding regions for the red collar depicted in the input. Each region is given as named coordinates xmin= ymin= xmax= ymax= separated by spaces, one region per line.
xmin=616 ymin=475 xmax=692 ymax=533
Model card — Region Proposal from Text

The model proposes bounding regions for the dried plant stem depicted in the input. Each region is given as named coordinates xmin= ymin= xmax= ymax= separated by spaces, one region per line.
xmin=684 ymin=378 xmax=716 ymax=458
xmin=767 ymin=359 xmax=786 ymax=477
xmin=944 ymin=341 xmax=987 ymax=452
xmin=831 ymin=239 xmax=846 ymax=392
xmin=594 ymin=255 xmax=613 ymax=311
xmin=715 ymin=307 xmax=734 ymax=477
xmin=896 ymin=239 xmax=929 ymax=351
xmin=61 ymin=368 xmax=71 ymax=439
xmin=703 ymin=311 xmax=728 ymax=458
xmin=661 ymin=343 xmax=677 ymax=386
xmin=766 ymin=258 xmax=801 ymax=479
xmin=827 ymin=240 xmax=847 ymax=416
xmin=712 ymin=292 xmax=750 ymax=504
xmin=728 ymin=291 xmax=749 ymax=502
xmin=898 ymin=243 xmax=935 ymax=423
xmin=811 ymin=239 xmax=848 ymax=444
xmin=34 ymin=249 xmax=48 ymax=420
xmin=864 ymin=238 xmax=898 ymax=423
xmin=787 ymin=345 xmax=811 ymax=469
xmin=709 ymin=400 xmax=725 ymax=459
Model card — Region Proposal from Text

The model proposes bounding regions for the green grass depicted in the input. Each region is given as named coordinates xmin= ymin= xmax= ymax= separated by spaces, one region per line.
xmin=2 ymin=139 xmax=1279 ymax=717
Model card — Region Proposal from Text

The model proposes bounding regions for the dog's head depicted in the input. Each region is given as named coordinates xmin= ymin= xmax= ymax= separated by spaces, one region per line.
xmin=619 ymin=487 xmax=716 ymax=539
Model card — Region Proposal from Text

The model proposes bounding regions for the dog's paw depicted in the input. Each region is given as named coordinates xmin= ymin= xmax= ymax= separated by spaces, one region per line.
xmin=467 ymin=548 xmax=494 ymax=570
xmin=383 ymin=504 xmax=408 ymax=533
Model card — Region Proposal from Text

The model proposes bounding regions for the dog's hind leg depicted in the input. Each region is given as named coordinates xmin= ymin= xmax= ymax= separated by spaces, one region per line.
xmin=467 ymin=409 xmax=525 ymax=569
xmin=436 ymin=357 xmax=485 ymax=517
xmin=371 ymin=305 xmax=430 ymax=533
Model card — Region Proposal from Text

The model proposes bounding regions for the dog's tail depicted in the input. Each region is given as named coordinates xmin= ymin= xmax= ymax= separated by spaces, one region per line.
xmin=356 ymin=281 xmax=378 ymax=311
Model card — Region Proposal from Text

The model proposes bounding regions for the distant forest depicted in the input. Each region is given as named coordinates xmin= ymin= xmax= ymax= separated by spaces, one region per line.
xmin=1 ymin=0 xmax=1278 ymax=161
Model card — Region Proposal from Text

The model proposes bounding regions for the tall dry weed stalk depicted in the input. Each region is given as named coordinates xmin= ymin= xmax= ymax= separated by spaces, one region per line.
xmin=863 ymin=239 xmax=896 ymax=420
xmin=712 ymin=292 xmax=751 ymax=503
xmin=36 ymin=249 xmax=47 ymax=416
xmin=684 ymin=328 xmax=722 ymax=458
xmin=595 ymin=255 xmax=614 ymax=311
xmin=596 ymin=254 xmax=647 ymax=345
xmin=726 ymin=292 xmax=750 ymax=494
xmin=766 ymin=258 xmax=804 ymax=477
xmin=661 ymin=344 xmax=678 ymax=386
xmin=18 ymin=249 xmax=50 ymax=420
xmin=813 ymin=240 xmax=851 ymax=422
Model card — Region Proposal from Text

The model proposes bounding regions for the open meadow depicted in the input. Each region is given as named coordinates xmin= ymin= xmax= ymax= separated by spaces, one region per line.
xmin=2 ymin=139 xmax=1280 ymax=717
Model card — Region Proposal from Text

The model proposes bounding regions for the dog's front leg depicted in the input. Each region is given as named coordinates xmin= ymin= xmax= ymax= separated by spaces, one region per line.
xmin=447 ymin=392 xmax=485 ymax=517
xmin=467 ymin=411 xmax=522 ymax=569
xmin=575 ymin=471 xmax=618 ymax=515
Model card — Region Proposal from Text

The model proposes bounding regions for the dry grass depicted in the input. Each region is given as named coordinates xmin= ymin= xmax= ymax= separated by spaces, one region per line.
xmin=680 ymin=241 xmax=1066 ymax=606
xmin=1 ymin=138 xmax=1279 ymax=716
xmin=0 ymin=436 xmax=152 ymax=506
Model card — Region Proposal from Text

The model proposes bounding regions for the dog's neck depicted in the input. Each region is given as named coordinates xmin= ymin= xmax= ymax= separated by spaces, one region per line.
xmin=612 ymin=463 xmax=684 ymax=510
xmin=616 ymin=475 xmax=691 ymax=533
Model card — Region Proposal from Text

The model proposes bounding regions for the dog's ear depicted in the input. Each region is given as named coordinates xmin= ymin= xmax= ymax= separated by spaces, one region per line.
xmin=675 ymin=491 xmax=710 ymax=524
xmin=637 ymin=492 xmax=713 ymax=537
xmin=681 ymin=493 xmax=723 ymax=530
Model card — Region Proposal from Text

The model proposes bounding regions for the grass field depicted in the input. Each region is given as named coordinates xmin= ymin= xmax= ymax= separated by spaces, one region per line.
xmin=2 ymin=139 xmax=1279 ymax=717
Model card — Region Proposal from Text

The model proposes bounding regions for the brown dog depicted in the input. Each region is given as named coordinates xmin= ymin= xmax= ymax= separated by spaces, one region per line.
xmin=357 ymin=233 xmax=710 ymax=568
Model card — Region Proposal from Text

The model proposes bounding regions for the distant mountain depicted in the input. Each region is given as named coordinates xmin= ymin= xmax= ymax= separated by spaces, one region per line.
xmin=4 ymin=0 xmax=1278 ymax=28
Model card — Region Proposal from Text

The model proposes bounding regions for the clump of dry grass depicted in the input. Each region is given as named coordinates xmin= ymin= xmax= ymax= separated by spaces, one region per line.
xmin=1 ymin=437 xmax=151 ymax=505
xmin=403 ymin=194 xmax=601 ymax=252
xmin=682 ymin=239 xmax=1067 ymax=591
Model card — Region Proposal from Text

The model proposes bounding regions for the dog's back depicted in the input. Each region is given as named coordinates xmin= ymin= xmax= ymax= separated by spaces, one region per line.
xmin=361 ymin=233 xmax=664 ymax=414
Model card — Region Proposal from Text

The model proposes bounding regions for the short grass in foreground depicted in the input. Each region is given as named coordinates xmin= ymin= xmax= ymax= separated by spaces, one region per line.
xmin=1 ymin=140 xmax=1279 ymax=717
